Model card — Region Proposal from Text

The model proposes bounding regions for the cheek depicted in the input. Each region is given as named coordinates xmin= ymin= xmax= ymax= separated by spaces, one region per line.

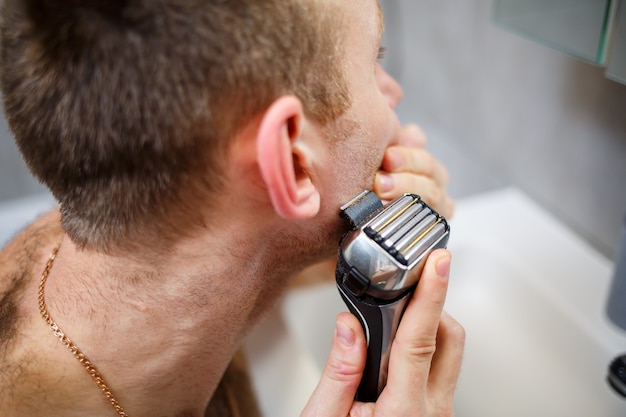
xmin=364 ymin=99 xmax=401 ymax=155
xmin=350 ymin=91 xmax=401 ymax=167
xmin=342 ymin=114 xmax=393 ymax=186
xmin=324 ymin=87 xmax=401 ymax=199
xmin=348 ymin=65 xmax=400 ymax=152
xmin=322 ymin=125 xmax=379 ymax=200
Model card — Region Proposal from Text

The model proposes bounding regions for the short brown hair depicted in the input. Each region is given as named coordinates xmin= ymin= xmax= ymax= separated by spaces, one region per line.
xmin=0 ymin=0 xmax=350 ymax=251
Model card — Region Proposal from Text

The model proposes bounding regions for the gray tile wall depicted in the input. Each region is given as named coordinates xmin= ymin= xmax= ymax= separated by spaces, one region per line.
xmin=0 ymin=115 xmax=45 ymax=200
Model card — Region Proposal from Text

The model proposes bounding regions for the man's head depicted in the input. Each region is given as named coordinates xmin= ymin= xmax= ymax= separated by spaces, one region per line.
xmin=234 ymin=0 xmax=402 ymax=267
xmin=1 ymin=0 xmax=401 ymax=256
xmin=0 ymin=0 xmax=351 ymax=250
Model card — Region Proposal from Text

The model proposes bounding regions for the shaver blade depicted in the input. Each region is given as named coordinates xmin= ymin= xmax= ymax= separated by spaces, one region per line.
xmin=338 ymin=193 xmax=450 ymax=300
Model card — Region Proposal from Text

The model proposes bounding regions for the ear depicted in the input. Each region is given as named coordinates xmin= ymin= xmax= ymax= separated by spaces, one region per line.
xmin=256 ymin=96 xmax=321 ymax=219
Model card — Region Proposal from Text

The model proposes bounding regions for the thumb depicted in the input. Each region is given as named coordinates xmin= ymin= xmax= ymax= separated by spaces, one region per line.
xmin=300 ymin=312 xmax=366 ymax=417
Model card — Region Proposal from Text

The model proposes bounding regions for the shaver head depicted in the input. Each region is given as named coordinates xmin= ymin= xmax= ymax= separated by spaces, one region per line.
xmin=337 ymin=191 xmax=450 ymax=301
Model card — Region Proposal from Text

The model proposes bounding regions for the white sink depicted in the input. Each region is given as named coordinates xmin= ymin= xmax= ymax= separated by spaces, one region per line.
xmin=443 ymin=189 xmax=626 ymax=417
xmin=246 ymin=187 xmax=626 ymax=417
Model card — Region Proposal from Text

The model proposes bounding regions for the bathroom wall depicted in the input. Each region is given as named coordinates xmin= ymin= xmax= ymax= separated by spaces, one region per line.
xmin=0 ymin=116 xmax=46 ymax=200
xmin=382 ymin=0 xmax=626 ymax=259
xmin=1 ymin=0 xmax=625 ymax=259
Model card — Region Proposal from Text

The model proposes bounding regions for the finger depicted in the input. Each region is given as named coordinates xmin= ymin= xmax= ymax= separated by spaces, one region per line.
xmin=428 ymin=311 xmax=465 ymax=405
xmin=301 ymin=313 xmax=367 ymax=417
xmin=396 ymin=124 xmax=428 ymax=148
xmin=382 ymin=250 xmax=451 ymax=407
xmin=373 ymin=173 xmax=455 ymax=219
xmin=380 ymin=146 xmax=449 ymax=189
xmin=374 ymin=171 xmax=440 ymax=202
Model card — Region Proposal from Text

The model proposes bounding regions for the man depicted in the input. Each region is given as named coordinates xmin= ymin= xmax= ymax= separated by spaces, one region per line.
xmin=0 ymin=0 xmax=463 ymax=416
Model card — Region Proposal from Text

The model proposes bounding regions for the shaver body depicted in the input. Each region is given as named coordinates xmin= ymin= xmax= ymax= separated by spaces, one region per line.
xmin=335 ymin=191 xmax=450 ymax=402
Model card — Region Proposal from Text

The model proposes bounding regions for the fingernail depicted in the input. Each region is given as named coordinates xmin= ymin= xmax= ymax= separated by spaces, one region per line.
xmin=336 ymin=320 xmax=355 ymax=347
xmin=376 ymin=173 xmax=393 ymax=193
xmin=435 ymin=253 xmax=451 ymax=280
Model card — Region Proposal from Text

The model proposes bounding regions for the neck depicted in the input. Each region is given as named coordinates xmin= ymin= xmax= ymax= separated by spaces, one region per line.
xmin=36 ymin=219 xmax=318 ymax=417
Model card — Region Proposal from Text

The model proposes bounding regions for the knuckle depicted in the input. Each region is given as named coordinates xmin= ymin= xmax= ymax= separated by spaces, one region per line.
xmin=324 ymin=356 xmax=362 ymax=384
xmin=393 ymin=336 xmax=438 ymax=363
xmin=451 ymin=321 xmax=466 ymax=347
xmin=414 ymin=150 xmax=435 ymax=176
xmin=442 ymin=313 xmax=466 ymax=348
xmin=431 ymin=186 xmax=444 ymax=204
xmin=418 ymin=183 xmax=443 ymax=208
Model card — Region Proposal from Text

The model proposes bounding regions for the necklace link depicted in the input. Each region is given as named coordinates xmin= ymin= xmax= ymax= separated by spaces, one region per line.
xmin=39 ymin=242 xmax=130 ymax=417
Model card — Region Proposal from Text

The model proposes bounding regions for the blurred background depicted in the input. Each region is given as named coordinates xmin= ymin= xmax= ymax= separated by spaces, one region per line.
xmin=1 ymin=0 xmax=625 ymax=260
xmin=378 ymin=0 xmax=626 ymax=260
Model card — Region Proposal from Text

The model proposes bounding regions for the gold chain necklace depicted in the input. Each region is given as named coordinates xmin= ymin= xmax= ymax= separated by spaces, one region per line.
xmin=38 ymin=242 xmax=130 ymax=417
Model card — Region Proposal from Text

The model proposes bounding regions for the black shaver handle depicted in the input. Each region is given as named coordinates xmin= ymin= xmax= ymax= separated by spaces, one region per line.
xmin=336 ymin=278 xmax=413 ymax=402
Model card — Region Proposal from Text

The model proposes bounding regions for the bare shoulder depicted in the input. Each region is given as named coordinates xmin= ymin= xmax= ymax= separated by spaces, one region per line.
xmin=0 ymin=208 xmax=63 ymax=285
xmin=0 ymin=208 xmax=63 ymax=355
xmin=0 ymin=209 xmax=63 ymax=413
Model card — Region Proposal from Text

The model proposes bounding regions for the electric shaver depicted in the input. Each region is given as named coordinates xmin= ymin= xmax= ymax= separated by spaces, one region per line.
xmin=336 ymin=190 xmax=450 ymax=402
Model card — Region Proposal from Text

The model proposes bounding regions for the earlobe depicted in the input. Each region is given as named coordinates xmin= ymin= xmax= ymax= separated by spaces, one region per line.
xmin=256 ymin=96 xmax=321 ymax=219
